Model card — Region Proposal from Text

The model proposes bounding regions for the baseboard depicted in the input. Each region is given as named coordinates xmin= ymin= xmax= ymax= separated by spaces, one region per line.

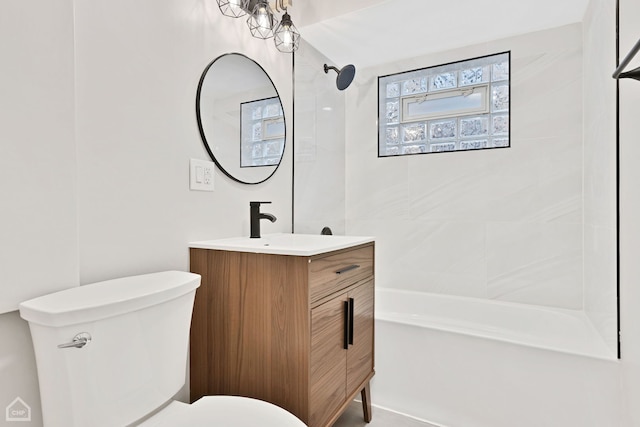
xmin=353 ymin=399 xmax=448 ymax=427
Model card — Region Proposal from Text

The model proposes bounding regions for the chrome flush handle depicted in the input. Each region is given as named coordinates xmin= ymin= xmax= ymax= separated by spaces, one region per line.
xmin=57 ymin=332 xmax=92 ymax=349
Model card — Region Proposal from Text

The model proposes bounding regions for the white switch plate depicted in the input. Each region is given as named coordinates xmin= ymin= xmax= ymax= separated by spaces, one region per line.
xmin=190 ymin=159 xmax=215 ymax=192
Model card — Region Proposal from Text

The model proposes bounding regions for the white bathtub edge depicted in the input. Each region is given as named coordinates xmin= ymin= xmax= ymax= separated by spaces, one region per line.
xmin=375 ymin=289 xmax=618 ymax=361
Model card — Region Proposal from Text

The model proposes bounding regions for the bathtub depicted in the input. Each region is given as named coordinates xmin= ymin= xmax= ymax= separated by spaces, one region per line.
xmin=370 ymin=288 xmax=620 ymax=427
xmin=375 ymin=288 xmax=613 ymax=359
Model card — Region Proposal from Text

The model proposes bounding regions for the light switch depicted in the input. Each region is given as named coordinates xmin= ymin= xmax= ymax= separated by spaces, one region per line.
xmin=190 ymin=159 xmax=215 ymax=192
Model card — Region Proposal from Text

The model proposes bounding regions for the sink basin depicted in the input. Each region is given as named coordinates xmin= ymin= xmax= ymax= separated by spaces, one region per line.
xmin=189 ymin=233 xmax=374 ymax=256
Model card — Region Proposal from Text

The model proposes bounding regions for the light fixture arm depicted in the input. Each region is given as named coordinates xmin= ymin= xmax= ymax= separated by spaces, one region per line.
xmin=273 ymin=0 xmax=291 ymax=13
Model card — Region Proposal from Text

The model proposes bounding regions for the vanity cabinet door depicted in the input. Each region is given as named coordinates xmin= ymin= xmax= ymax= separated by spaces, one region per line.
xmin=346 ymin=279 xmax=375 ymax=396
xmin=309 ymin=279 xmax=374 ymax=427
xmin=310 ymin=295 xmax=348 ymax=427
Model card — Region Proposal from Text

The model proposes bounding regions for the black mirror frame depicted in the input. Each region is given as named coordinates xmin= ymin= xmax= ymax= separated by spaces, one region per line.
xmin=196 ymin=52 xmax=286 ymax=185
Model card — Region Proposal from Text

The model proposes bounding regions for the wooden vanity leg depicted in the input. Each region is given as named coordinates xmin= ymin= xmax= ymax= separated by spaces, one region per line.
xmin=361 ymin=382 xmax=372 ymax=422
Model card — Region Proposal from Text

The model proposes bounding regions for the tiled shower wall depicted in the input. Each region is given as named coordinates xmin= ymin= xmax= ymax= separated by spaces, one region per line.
xmin=295 ymin=13 xmax=618 ymax=348
xmin=583 ymin=0 xmax=617 ymax=352
xmin=293 ymin=39 xmax=347 ymax=235
xmin=346 ymin=24 xmax=587 ymax=309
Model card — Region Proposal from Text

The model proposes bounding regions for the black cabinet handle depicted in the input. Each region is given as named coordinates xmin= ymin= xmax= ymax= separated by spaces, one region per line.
xmin=344 ymin=300 xmax=350 ymax=350
xmin=348 ymin=298 xmax=354 ymax=345
xmin=336 ymin=264 xmax=360 ymax=275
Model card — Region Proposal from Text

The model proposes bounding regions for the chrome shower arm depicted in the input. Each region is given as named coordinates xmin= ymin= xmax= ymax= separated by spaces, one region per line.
xmin=613 ymin=37 xmax=640 ymax=80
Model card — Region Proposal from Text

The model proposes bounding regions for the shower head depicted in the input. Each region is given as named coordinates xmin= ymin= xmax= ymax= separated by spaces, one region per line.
xmin=324 ymin=63 xmax=356 ymax=90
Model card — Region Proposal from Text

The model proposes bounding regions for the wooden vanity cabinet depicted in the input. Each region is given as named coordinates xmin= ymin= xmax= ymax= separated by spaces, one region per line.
xmin=189 ymin=242 xmax=375 ymax=427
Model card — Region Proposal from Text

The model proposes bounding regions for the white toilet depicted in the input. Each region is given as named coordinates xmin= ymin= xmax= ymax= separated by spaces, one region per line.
xmin=19 ymin=271 xmax=307 ymax=427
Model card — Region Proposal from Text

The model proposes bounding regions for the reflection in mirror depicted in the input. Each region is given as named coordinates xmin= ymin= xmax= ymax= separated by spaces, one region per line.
xmin=197 ymin=53 xmax=285 ymax=184
xmin=240 ymin=96 xmax=285 ymax=168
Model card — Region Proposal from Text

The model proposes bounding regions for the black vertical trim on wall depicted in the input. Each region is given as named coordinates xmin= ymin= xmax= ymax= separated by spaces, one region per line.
xmin=291 ymin=51 xmax=296 ymax=234
xmin=616 ymin=0 xmax=621 ymax=360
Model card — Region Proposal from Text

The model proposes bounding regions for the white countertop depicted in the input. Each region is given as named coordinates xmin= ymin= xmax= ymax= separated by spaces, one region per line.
xmin=189 ymin=233 xmax=374 ymax=256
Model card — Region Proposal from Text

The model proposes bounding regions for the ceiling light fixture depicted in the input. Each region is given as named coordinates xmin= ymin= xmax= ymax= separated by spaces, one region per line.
xmin=216 ymin=0 xmax=299 ymax=53
xmin=216 ymin=0 xmax=247 ymax=18
xmin=273 ymin=10 xmax=300 ymax=53
xmin=247 ymin=0 xmax=278 ymax=40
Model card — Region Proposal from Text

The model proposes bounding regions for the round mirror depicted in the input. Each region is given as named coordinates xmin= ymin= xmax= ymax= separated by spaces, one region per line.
xmin=196 ymin=53 xmax=285 ymax=184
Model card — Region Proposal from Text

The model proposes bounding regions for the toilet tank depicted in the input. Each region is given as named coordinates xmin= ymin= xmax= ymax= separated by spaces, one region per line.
xmin=19 ymin=271 xmax=200 ymax=427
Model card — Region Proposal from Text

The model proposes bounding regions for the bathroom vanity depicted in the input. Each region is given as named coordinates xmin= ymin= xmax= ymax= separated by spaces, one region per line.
xmin=189 ymin=234 xmax=375 ymax=427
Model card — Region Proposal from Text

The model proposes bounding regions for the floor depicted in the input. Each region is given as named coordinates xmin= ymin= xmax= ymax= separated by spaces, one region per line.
xmin=332 ymin=401 xmax=438 ymax=427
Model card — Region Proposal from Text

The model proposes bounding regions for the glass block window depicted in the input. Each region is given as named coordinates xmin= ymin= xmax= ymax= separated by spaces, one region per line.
xmin=240 ymin=96 xmax=285 ymax=167
xmin=378 ymin=52 xmax=510 ymax=157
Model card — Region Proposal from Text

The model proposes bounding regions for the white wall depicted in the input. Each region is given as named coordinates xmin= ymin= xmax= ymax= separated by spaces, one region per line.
xmin=0 ymin=1 xmax=76 ymax=424
xmin=346 ymin=24 xmax=586 ymax=310
xmin=0 ymin=0 xmax=293 ymax=425
xmin=74 ymin=0 xmax=292 ymax=285
xmin=0 ymin=0 xmax=78 ymax=313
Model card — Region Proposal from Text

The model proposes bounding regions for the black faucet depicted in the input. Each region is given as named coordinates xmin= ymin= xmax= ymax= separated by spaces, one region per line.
xmin=250 ymin=201 xmax=277 ymax=238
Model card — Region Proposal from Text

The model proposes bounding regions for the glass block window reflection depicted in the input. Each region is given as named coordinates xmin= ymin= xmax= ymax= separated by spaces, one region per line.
xmin=240 ymin=96 xmax=285 ymax=167
xmin=378 ymin=52 xmax=510 ymax=157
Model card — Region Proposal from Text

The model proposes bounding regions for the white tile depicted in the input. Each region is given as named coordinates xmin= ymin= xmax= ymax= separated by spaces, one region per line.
xmin=584 ymin=224 xmax=618 ymax=352
xmin=347 ymin=158 xmax=411 ymax=221
xmin=348 ymin=219 xmax=486 ymax=297
xmin=482 ymin=135 xmax=583 ymax=224
xmin=407 ymin=151 xmax=490 ymax=221
xmin=486 ymin=221 xmax=582 ymax=308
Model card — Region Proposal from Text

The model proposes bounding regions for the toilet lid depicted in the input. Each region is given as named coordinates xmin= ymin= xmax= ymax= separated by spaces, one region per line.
xmin=139 ymin=396 xmax=307 ymax=427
